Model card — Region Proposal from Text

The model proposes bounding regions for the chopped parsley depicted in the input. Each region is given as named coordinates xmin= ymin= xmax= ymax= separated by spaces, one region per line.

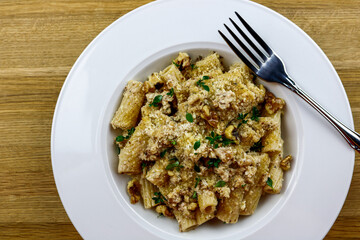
xmin=194 ymin=140 xmax=201 ymax=150
xmin=191 ymin=191 xmax=197 ymax=199
xmin=191 ymin=64 xmax=198 ymax=69
xmin=149 ymin=95 xmax=163 ymax=107
xmin=237 ymin=113 xmax=248 ymax=127
xmin=165 ymin=159 xmax=183 ymax=171
xmin=152 ymin=192 xmax=167 ymax=204
xmin=241 ymin=184 xmax=247 ymax=187
xmin=251 ymin=107 xmax=261 ymax=122
xmin=194 ymin=164 xmax=200 ymax=172
xmin=127 ymin=127 xmax=135 ymax=137
xmin=207 ymin=158 xmax=221 ymax=168
xmin=206 ymin=131 xmax=222 ymax=147
xmin=221 ymin=137 xmax=234 ymax=146
xmin=116 ymin=135 xmax=125 ymax=142
xmin=206 ymin=131 xmax=234 ymax=148
xmin=186 ymin=112 xmax=194 ymax=122
xmin=116 ymin=127 xmax=135 ymax=142
xmin=250 ymin=140 xmax=263 ymax=152
xmin=169 ymin=157 xmax=178 ymax=162
xmin=196 ymin=77 xmax=210 ymax=92
xmin=172 ymin=61 xmax=180 ymax=68
xmin=195 ymin=177 xmax=201 ymax=188
xmin=141 ymin=162 xmax=147 ymax=170
xmin=215 ymin=180 xmax=226 ymax=187
xmin=170 ymin=140 xmax=177 ymax=145
xmin=167 ymin=88 xmax=174 ymax=97
xmin=266 ymin=177 xmax=273 ymax=189
xmin=160 ymin=149 xmax=167 ymax=158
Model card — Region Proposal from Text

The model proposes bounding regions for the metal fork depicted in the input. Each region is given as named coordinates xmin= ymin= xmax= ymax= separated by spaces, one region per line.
xmin=219 ymin=12 xmax=360 ymax=153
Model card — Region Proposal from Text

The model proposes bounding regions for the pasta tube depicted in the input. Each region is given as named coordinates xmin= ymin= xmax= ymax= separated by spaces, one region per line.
xmin=118 ymin=117 xmax=150 ymax=174
xmin=196 ymin=208 xmax=215 ymax=226
xmin=198 ymin=190 xmax=218 ymax=215
xmin=239 ymin=186 xmax=262 ymax=215
xmin=139 ymin=175 xmax=158 ymax=209
xmin=173 ymin=210 xmax=198 ymax=232
xmin=111 ymin=80 xmax=145 ymax=129
xmin=216 ymin=188 xmax=244 ymax=223
xmin=264 ymin=153 xmax=283 ymax=194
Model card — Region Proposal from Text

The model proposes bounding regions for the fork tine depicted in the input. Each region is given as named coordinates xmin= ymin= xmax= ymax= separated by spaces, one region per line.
xmin=235 ymin=12 xmax=273 ymax=55
xmin=223 ymin=24 xmax=262 ymax=68
xmin=218 ymin=30 xmax=259 ymax=73
xmin=229 ymin=17 xmax=266 ymax=62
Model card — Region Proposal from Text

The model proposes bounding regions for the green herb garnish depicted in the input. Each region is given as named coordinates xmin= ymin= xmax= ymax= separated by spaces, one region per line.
xmin=172 ymin=61 xmax=180 ymax=68
xmin=160 ymin=149 xmax=167 ymax=158
xmin=237 ymin=113 xmax=248 ymax=127
xmin=170 ymin=140 xmax=177 ymax=145
xmin=207 ymin=158 xmax=221 ymax=168
xmin=195 ymin=177 xmax=201 ymax=188
xmin=149 ymin=95 xmax=163 ymax=107
xmin=152 ymin=192 xmax=167 ymax=204
xmin=191 ymin=64 xmax=198 ymax=69
xmin=186 ymin=112 xmax=194 ymax=123
xmin=215 ymin=180 xmax=226 ymax=187
xmin=206 ymin=131 xmax=233 ymax=148
xmin=241 ymin=184 xmax=246 ymax=187
xmin=169 ymin=157 xmax=178 ymax=161
xmin=165 ymin=160 xmax=183 ymax=171
xmin=250 ymin=140 xmax=263 ymax=152
xmin=266 ymin=177 xmax=273 ymax=189
xmin=206 ymin=131 xmax=222 ymax=146
xmin=196 ymin=78 xmax=210 ymax=92
xmin=194 ymin=140 xmax=201 ymax=150
xmin=202 ymin=76 xmax=210 ymax=80
xmin=141 ymin=162 xmax=147 ymax=170
xmin=116 ymin=127 xmax=135 ymax=142
xmin=167 ymin=88 xmax=174 ymax=97
xmin=127 ymin=127 xmax=135 ymax=137
xmin=194 ymin=164 xmax=200 ymax=172
xmin=221 ymin=137 xmax=234 ymax=146
xmin=116 ymin=135 xmax=125 ymax=142
xmin=191 ymin=191 xmax=197 ymax=199
xmin=251 ymin=107 xmax=260 ymax=122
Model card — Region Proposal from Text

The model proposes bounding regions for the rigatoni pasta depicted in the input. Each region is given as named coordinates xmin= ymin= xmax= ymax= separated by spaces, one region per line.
xmin=139 ymin=174 xmax=158 ymax=209
xmin=117 ymin=117 xmax=150 ymax=174
xmin=111 ymin=80 xmax=145 ymax=129
xmin=112 ymin=52 xmax=292 ymax=232
xmin=198 ymin=190 xmax=218 ymax=215
xmin=216 ymin=188 xmax=244 ymax=223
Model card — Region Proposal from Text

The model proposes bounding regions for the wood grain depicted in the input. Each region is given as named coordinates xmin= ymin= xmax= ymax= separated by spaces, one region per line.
xmin=0 ymin=0 xmax=359 ymax=239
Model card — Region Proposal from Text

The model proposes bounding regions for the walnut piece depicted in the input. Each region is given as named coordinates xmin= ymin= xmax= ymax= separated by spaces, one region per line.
xmin=155 ymin=205 xmax=174 ymax=218
xmin=264 ymin=92 xmax=285 ymax=115
xmin=127 ymin=178 xmax=141 ymax=204
xmin=280 ymin=155 xmax=292 ymax=171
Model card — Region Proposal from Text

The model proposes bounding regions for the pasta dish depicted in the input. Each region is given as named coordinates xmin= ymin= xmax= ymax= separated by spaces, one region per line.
xmin=111 ymin=52 xmax=292 ymax=232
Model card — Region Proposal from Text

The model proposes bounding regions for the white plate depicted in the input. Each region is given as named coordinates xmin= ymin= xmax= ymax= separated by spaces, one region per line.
xmin=51 ymin=0 xmax=355 ymax=239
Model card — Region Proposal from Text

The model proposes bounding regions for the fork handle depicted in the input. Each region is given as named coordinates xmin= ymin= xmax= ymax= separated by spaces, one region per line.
xmin=284 ymin=77 xmax=360 ymax=153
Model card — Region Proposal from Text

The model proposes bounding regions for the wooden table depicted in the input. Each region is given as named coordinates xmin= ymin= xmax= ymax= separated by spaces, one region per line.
xmin=0 ymin=0 xmax=359 ymax=239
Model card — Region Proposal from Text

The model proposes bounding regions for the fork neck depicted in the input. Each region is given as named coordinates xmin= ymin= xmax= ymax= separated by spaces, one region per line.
xmin=279 ymin=75 xmax=299 ymax=92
